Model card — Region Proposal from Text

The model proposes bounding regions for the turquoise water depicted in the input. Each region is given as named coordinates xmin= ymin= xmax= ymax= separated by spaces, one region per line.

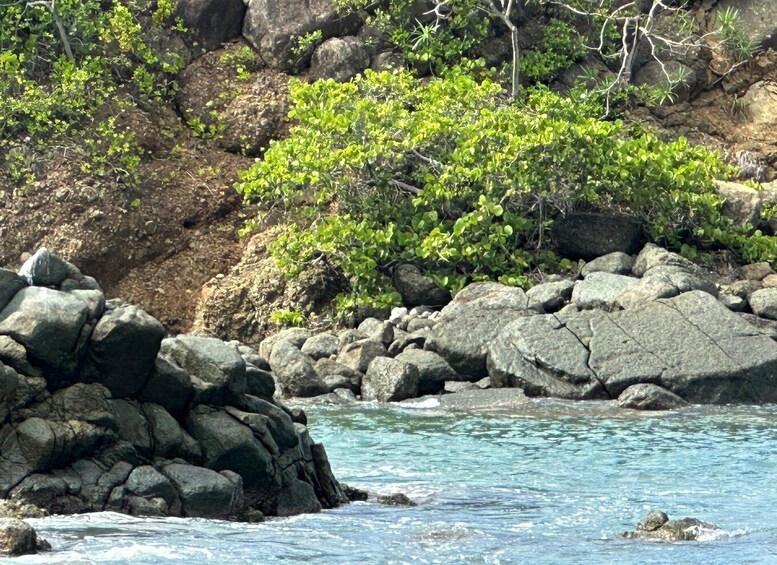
xmin=8 ymin=401 xmax=777 ymax=564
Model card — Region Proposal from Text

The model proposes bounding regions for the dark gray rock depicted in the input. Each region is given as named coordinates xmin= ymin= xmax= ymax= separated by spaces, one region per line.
xmin=634 ymin=60 xmax=698 ymax=103
xmin=0 ymin=518 xmax=47 ymax=556
xmin=315 ymin=358 xmax=361 ymax=392
xmin=160 ymin=336 xmax=246 ymax=406
xmin=68 ymin=289 xmax=105 ymax=321
xmin=526 ymin=280 xmax=575 ymax=313
xmin=362 ymin=357 xmax=418 ymax=402
xmin=425 ymin=282 xmax=529 ymax=379
xmin=300 ymin=332 xmax=339 ymax=360
xmin=393 ymin=264 xmax=451 ymax=307
xmin=269 ymin=340 xmax=329 ymax=398
xmin=0 ymin=363 xmax=19 ymax=423
xmin=572 ymin=272 xmax=639 ymax=311
xmin=376 ymin=493 xmax=416 ymax=506
xmin=138 ymin=355 xmax=193 ymax=420
xmin=617 ymin=383 xmax=689 ymax=410
xmin=239 ymin=396 xmax=299 ymax=451
xmin=749 ymin=288 xmax=777 ymax=320
xmin=339 ymin=339 xmax=389 ymax=374
xmin=310 ymin=36 xmax=370 ymax=81
xmin=357 ymin=318 xmax=394 ymax=347
xmin=112 ymin=400 xmax=152 ymax=458
xmin=0 ymin=270 xmax=26 ymax=314
xmin=83 ymin=304 xmax=164 ymax=398
xmin=388 ymin=329 xmax=428 ymax=356
xmin=395 ymin=349 xmax=457 ymax=395
xmin=162 ymin=463 xmax=241 ymax=519
xmin=175 ymin=0 xmax=247 ymax=51
xmin=552 ymin=213 xmax=643 ymax=260
xmin=623 ymin=510 xmax=719 ymax=541
xmin=26 ymin=383 xmax=115 ymax=429
xmin=243 ymin=0 xmax=361 ymax=70
xmin=0 ymin=287 xmax=88 ymax=382
xmin=245 ymin=366 xmax=276 ymax=400
xmin=18 ymin=248 xmax=80 ymax=287
xmin=125 ymin=465 xmax=179 ymax=510
xmin=144 ymin=403 xmax=201 ymax=462
xmin=581 ymin=252 xmax=635 ymax=277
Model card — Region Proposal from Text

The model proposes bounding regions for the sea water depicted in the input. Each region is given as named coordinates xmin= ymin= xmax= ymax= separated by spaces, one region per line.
xmin=7 ymin=401 xmax=777 ymax=564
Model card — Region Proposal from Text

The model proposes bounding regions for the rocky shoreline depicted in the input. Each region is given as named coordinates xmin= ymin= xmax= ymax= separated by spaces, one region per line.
xmin=260 ymin=243 xmax=777 ymax=411
xmin=0 ymin=248 xmax=348 ymax=555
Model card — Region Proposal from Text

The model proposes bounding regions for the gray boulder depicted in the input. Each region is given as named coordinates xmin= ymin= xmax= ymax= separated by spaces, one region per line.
xmin=315 ymin=358 xmax=362 ymax=392
xmin=125 ymin=465 xmax=179 ymax=511
xmin=144 ymin=403 xmax=202 ymax=462
xmin=245 ymin=366 xmax=276 ymax=400
xmin=259 ymin=327 xmax=311 ymax=359
xmin=243 ymin=0 xmax=361 ymax=70
xmin=714 ymin=180 xmax=762 ymax=226
xmin=623 ymin=510 xmax=719 ymax=541
xmin=310 ymin=36 xmax=370 ymax=81
xmin=161 ymin=463 xmax=241 ymax=519
xmin=339 ymin=339 xmax=389 ymax=374
xmin=112 ymin=400 xmax=153 ymax=458
xmin=552 ymin=213 xmax=643 ymax=260
xmin=738 ymin=262 xmax=774 ymax=282
xmin=160 ymin=335 xmax=246 ymax=406
xmin=18 ymin=247 xmax=80 ymax=287
xmin=362 ymin=357 xmax=418 ymax=402
xmin=572 ymin=272 xmax=639 ymax=311
xmin=425 ymin=282 xmax=529 ymax=379
xmin=393 ymin=264 xmax=451 ymax=307
xmin=581 ymin=252 xmax=635 ymax=277
xmin=0 ymin=269 xmax=26 ymax=313
xmin=269 ymin=340 xmax=329 ymax=398
xmin=632 ymin=243 xmax=699 ymax=277
xmin=357 ymin=318 xmax=394 ymax=347
xmin=749 ymin=288 xmax=777 ymax=320
xmin=0 ymin=287 xmax=88 ymax=382
xmin=395 ymin=349 xmax=457 ymax=395
xmin=175 ymin=0 xmax=247 ymax=51
xmin=526 ymin=280 xmax=575 ymax=313
xmin=83 ymin=304 xmax=165 ymax=398
xmin=138 ymin=356 xmax=193 ymax=420
xmin=300 ymin=332 xmax=339 ymax=360
xmin=0 ymin=518 xmax=47 ymax=556
xmin=617 ymin=383 xmax=689 ymax=410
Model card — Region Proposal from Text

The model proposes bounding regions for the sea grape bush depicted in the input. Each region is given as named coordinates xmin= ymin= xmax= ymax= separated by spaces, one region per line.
xmin=237 ymin=64 xmax=773 ymax=312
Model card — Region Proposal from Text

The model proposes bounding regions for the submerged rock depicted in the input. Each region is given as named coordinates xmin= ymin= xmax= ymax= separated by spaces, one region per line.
xmin=617 ymin=384 xmax=689 ymax=411
xmin=376 ymin=493 xmax=417 ymax=506
xmin=623 ymin=510 xmax=719 ymax=541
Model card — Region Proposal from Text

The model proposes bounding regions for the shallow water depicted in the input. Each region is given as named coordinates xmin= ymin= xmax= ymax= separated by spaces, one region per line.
xmin=7 ymin=401 xmax=777 ymax=564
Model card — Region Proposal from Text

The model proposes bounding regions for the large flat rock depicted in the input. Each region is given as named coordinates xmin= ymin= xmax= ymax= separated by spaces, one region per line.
xmin=488 ymin=291 xmax=777 ymax=404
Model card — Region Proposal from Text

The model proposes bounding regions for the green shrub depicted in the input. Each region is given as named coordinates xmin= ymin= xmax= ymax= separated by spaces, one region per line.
xmin=237 ymin=64 xmax=773 ymax=312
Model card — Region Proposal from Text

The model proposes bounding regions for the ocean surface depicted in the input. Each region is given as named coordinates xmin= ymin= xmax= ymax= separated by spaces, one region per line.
xmin=6 ymin=399 xmax=777 ymax=564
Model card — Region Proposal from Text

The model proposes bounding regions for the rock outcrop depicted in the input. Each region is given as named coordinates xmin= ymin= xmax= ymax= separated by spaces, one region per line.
xmin=0 ymin=248 xmax=346 ymax=520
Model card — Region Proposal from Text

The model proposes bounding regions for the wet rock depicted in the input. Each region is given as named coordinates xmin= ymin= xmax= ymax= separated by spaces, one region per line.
xmin=269 ymin=340 xmax=329 ymax=398
xmin=343 ymin=484 xmax=368 ymax=502
xmin=362 ymin=357 xmax=418 ymax=402
xmin=552 ymin=213 xmax=643 ymax=260
xmin=376 ymin=493 xmax=417 ymax=506
xmin=393 ymin=264 xmax=451 ymax=307
xmin=0 ymin=518 xmax=48 ymax=556
xmin=617 ymin=384 xmax=689 ymax=410
xmin=623 ymin=510 xmax=719 ymax=541
xmin=161 ymin=463 xmax=241 ymax=519
xmin=395 ymin=349 xmax=458 ymax=395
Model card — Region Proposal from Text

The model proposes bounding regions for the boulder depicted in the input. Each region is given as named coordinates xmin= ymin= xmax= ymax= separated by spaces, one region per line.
xmin=161 ymin=463 xmax=241 ymax=519
xmin=144 ymin=403 xmax=202 ymax=461
xmin=393 ymin=264 xmax=451 ymax=307
xmin=361 ymin=357 xmax=418 ymax=402
xmin=0 ymin=269 xmax=26 ymax=313
xmin=552 ymin=213 xmax=643 ymax=260
xmin=614 ymin=272 xmax=680 ymax=309
xmin=125 ymin=465 xmax=179 ymax=510
xmin=160 ymin=335 xmax=246 ymax=406
xmin=489 ymin=291 xmax=777 ymax=403
xmin=395 ymin=349 xmax=458 ymax=395
xmin=0 ymin=287 xmax=88 ymax=382
xmin=749 ymin=288 xmax=777 ymax=320
xmin=175 ymin=0 xmax=247 ymax=51
xmin=634 ymin=60 xmax=698 ymax=103
xmin=259 ymin=327 xmax=311 ymax=359
xmin=269 ymin=340 xmax=329 ymax=398
xmin=310 ymin=36 xmax=370 ymax=81
xmin=581 ymin=252 xmax=635 ymax=277
xmin=737 ymin=262 xmax=774 ymax=282
xmin=245 ymin=365 xmax=276 ymax=400
xmin=83 ymin=304 xmax=165 ymax=398
xmin=112 ymin=400 xmax=153 ymax=458
xmin=18 ymin=247 xmax=80 ymax=287
xmin=315 ymin=358 xmax=362 ymax=392
xmin=632 ymin=243 xmax=700 ymax=277
xmin=357 ymin=318 xmax=394 ymax=347
xmin=243 ymin=0 xmax=361 ymax=70
xmin=300 ymin=332 xmax=339 ymax=360
xmin=425 ymin=282 xmax=529 ymax=379
xmin=526 ymin=280 xmax=575 ymax=313
xmin=0 ymin=363 xmax=19 ymax=422
xmin=138 ymin=356 xmax=194 ymax=420
xmin=338 ymin=339 xmax=389 ymax=374
xmin=572 ymin=272 xmax=639 ymax=311
xmin=623 ymin=510 xmax=719 ymax=541
xmin=713 ymin=180 xmax=762 ymax=226
xmin=0 ymin=518 xmax=47 ymax=556
xmin=617 ymin=383 xmax=689 ymax=410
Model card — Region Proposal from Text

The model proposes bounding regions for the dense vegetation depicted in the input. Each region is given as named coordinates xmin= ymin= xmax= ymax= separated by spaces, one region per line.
xmin=237 ymin=63 xmax=775 ymax=312
xmin=0 ymin=0 xmax=184 ymax=185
